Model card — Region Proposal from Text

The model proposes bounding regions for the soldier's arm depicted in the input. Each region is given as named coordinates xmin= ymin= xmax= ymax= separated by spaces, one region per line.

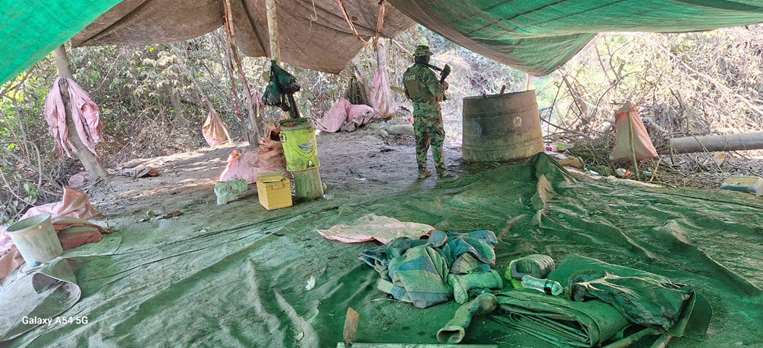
xmin=402 ymin=73 xmax=411 ymax=99
xmin=424 ymin=70 xmax=443 ymax=101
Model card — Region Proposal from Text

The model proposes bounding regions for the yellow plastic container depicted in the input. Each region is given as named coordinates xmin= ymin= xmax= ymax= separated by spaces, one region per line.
xmin=257 ymin=173 xmax=293 ymax=210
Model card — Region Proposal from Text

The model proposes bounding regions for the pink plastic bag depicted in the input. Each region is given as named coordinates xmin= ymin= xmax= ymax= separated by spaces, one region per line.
xmin=23 ymin=187 xmax=100 ymax=221
xmin=43 ymin=77 xmax=103 ymax=157
xmin=610 ymin=103 xmax=658 ymax=162
xmin=219 ymin=128 xmax=286 ymax=183
xmin=315 ymin=98 xmax=380 ymax=133
xmin=343 ymin=104 xmax=380 ymax=132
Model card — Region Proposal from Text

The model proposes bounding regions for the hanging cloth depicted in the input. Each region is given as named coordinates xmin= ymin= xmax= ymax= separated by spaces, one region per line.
xmin=43 ymin=77 xmax=103 ymax=158
xmin=369 ymin=39 xmax=394 ymax=116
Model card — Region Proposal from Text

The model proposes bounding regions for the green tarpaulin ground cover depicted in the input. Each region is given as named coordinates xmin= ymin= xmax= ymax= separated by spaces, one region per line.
xmin=5 ymin=155 xmax=762 ymax=347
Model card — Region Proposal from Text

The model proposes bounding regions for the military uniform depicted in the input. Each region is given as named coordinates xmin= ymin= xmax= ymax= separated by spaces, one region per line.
xmin=403 ymin=45 xmax=446 ymax=178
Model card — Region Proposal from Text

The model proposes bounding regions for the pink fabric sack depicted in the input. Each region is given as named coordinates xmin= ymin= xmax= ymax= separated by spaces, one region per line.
xmin=202 ymin=110 xmax=231 ymax=146
xmin=219 ymin=129 xmax=286 ymax=183
xmin=315 ymin=98 xmax=352 ymax=133
xmin=0 ymin=187 xmax=104 ymax=281
xmin=610 ymin=103 xmax=658 ymax=162
xmin=315 ymin=98 xmax=380 ymax=133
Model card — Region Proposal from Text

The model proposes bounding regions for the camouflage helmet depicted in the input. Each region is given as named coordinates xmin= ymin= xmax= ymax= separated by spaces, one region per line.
xmin=413 ymin=45 xmax=432 ymax=57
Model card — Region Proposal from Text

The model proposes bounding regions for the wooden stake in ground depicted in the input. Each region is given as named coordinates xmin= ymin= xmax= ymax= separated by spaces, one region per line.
xmin=223 ymin=0 xmax=262 ymax=143
xmin=54 ymin=46 xmax=108 ymax=181
xmin=626 ymin=110 xmax=641 ymax=180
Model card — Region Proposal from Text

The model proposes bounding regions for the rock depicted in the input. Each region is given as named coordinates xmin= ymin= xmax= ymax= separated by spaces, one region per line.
xmin=384 ymin=124 xmax=414 ymax=136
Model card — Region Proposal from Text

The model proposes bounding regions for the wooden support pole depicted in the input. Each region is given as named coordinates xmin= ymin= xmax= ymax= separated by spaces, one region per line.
xmin=265 ymin=0 xmax=281 ymax=62
xmin=223 ymin=0 xmax=261 ymax=144
xmin=54 ymin=46 xmax=108 ymax=181
xmin=524 ymin=73 xmax=534 ymax=91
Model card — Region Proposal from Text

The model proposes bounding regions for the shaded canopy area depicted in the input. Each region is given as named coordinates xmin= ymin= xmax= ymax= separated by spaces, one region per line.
xmin=0 ymin=0 xmax=413 ymax=85
xmin=388 ymin=0 xmax=763 ymax=75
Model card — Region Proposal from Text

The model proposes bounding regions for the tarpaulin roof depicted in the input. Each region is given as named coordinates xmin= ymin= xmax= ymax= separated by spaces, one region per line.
xmin=71 ymin=0 xmax=413 ymax=73
xmin=0 ymin=0 xmax=123 ymax=86
xmin=3 ymin=1 xmax=763 ymax=85
xmin=0 ymin=0 xmax=412 ymax=86
xmin=388 ymin=0 xmax=763 ymax=75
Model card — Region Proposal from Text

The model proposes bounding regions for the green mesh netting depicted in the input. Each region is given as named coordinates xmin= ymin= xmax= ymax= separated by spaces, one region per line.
xmin=0 ymin=0 xmax=122 ymax=85
xmin=4 ymin=154 xmax=761 ymax=347
xmin=388 ymin=0 xmax=763 ymax=75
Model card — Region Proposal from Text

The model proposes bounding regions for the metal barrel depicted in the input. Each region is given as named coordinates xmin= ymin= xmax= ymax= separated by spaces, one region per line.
xmin=462 ymin=90 xmax=544 ymax=162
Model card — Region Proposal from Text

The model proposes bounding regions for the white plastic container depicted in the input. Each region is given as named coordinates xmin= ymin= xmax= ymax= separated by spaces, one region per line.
xmin=6 ymin=214 xmax=63 ymax=264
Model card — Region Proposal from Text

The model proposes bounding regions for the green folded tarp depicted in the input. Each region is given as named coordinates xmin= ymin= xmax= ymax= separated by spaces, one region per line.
xmin=388 ymin=1 xmax=763 ymax=75
xmin=494 ymin=290 xmax=630 ymax=347
xmin=550 ymin=255 xmax=705 ymax=336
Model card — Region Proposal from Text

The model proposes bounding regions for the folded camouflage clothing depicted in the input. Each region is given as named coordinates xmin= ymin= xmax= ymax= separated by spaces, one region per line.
xmin=359 ymin=230 xmax=499 ymax=308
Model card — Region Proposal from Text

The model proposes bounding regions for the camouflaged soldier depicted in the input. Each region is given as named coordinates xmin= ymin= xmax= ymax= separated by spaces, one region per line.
xmin=403 ymin=45 xmax=449 ymax=179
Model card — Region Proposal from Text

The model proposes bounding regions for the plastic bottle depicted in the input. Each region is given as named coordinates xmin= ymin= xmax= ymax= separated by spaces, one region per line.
xmin=521 ymin=275 xmax=563 ymax=296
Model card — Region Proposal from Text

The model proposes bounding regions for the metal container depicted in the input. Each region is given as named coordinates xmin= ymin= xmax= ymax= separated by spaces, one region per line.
xmin=462 ymin=90 xmax=544 ymax=162
xmin=6 ymin=214 xmax=62 ymax=264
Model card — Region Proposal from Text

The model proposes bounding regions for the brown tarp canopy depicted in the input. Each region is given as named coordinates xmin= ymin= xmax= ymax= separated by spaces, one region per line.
xmin=72 ymin=0 xmax=414 ymax=73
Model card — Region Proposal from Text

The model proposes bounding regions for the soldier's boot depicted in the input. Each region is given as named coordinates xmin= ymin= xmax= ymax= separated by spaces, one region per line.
xmin=447 ymin=270 xmax=503 ymax=304
xmin=437 ymin=166 xmax=453 ymax=179
xmin=418 ymin=167 xmax=432 ymax=180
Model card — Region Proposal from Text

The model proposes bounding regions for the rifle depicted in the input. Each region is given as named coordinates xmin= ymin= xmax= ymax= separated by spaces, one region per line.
xmin=426 ymin=63 xmax=451 ymax=100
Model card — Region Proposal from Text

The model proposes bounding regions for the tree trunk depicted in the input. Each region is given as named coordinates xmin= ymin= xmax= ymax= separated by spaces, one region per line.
xmin=54 ymin=46 xmax=108 ymax=181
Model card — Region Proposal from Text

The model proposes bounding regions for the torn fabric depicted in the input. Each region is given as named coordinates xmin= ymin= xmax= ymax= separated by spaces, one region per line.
xmin=317 ymin=213 xmax=434 ymax=244
xmin=43 ymin=77 xmax=103 ymax=158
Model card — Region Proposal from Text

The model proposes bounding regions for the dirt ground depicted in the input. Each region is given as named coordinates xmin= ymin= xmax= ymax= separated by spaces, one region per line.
xmin=86 ymin=124 xmax=763 ymax=221
xmin=88 ymin=126 xmax=463 ymax=219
